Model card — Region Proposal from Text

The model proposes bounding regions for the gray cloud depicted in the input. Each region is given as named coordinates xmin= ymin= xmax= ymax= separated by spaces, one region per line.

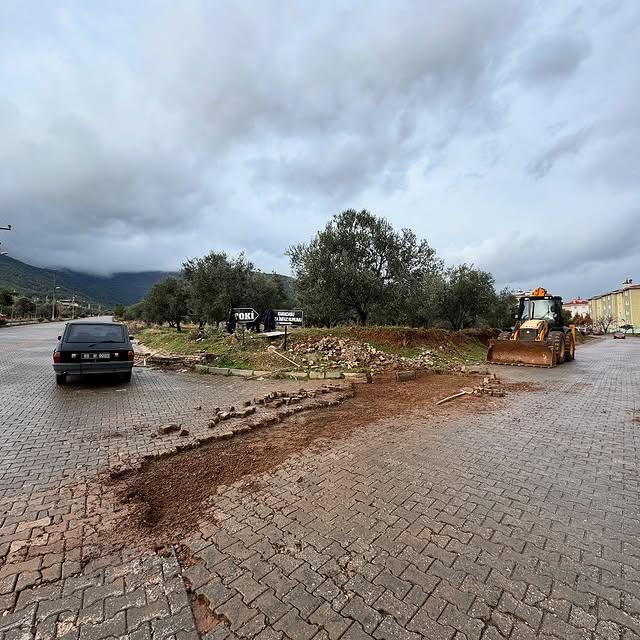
xmin=519 ymin=32 xmax=592 ymax=84
xmin=0 ymin=0 xmax=639 ymax=300
xmin=527 ymin=125 xmax=593 ymax=177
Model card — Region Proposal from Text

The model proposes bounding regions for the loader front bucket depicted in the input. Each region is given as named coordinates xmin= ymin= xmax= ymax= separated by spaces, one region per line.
xmin=487 ymin=340 xmax=556 ymax=368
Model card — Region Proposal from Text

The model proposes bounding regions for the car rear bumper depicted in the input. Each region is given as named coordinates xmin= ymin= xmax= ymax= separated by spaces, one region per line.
xmin=53 ymin=362 xmax=134 ymax=375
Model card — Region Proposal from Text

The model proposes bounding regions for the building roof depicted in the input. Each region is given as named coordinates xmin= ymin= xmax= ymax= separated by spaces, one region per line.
xmin=589 ymin=283 xmax=640 ymax=301
xmin=565 ymin=298 xmax=588 ymax=305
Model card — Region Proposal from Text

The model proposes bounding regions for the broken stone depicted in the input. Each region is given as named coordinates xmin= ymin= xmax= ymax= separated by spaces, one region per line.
xmin=179 ymin=428 xmax=190 ymax=436
xmin=158 ymin=423 xmax=180 ymax=435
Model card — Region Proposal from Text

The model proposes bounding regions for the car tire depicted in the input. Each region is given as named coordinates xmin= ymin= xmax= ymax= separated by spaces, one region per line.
xmin=56 ymin=374 xmax=67 ymax=385
xmin=122 ymin=371 xmax=132 ymax=383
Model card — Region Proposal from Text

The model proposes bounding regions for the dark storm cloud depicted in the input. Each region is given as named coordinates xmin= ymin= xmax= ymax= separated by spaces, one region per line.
xmin=451 ymin=209 xmax=640 ymax=298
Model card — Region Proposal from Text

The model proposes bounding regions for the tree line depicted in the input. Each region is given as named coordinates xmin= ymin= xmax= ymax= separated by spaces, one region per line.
xmin=125 ymin=209 xmax=523 ymax=331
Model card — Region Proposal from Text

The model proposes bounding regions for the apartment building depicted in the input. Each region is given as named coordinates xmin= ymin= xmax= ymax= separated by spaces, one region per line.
xmin=564 ymin=297 xmax=589 ymax=317
xmin=589 ymin=279 xmax=640 ymax=330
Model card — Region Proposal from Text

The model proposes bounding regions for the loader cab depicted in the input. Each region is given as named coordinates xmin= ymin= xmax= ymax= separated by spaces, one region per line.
xmin=517 ymin=296 xmax=564 ymax=328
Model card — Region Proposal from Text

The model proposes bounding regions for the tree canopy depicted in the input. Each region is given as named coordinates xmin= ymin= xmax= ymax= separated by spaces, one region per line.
xmin=143 ymin=277 xmax=188 ymax=331
xmin=288 ymin=209 xmax=440 ymax=326
xmin=439 ymin=264 xmax=496 ymax=330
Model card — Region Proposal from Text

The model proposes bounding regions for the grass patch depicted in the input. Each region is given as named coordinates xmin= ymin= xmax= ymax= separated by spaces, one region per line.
xmin=134 ymin=324 xmax=489 ymax=371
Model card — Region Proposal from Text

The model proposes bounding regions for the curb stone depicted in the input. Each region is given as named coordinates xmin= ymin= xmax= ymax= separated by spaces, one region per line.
xmin=193 ymin=365 xmax=346 ymax=380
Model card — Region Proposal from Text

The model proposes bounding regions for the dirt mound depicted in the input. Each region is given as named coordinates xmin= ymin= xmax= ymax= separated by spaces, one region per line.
xmin=350 ymin=326 xmax=472 ymax=348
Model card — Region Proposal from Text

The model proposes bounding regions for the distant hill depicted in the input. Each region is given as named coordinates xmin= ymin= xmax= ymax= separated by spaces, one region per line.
xmin=0 ymin=254 xmax=175 ymax=307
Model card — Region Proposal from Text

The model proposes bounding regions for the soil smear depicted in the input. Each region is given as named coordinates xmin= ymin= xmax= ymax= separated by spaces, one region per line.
xmin=111 ymin=371 xmax=527 ymax=543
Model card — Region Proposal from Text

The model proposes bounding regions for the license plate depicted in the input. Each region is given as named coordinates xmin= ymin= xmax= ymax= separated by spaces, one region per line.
xmin=82 ymin=353 xmax=111 ymax=360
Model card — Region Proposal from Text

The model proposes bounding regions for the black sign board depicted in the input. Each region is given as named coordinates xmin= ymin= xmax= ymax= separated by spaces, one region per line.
xmin=233 ymin=308 xmax=259 ymax=324
xmin=274 ymin=309 xmax=304 ymax=327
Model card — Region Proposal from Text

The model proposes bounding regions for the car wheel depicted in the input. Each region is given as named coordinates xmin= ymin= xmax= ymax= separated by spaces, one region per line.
xmin=122 ymin=371 xmax=132 ymax=383
xmin=56 ymin=374 xmax=67 ymax=385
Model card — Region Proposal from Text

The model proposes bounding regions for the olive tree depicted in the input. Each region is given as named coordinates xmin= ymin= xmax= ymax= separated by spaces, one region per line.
xmin=288 ymin=209 xmax=440 ymax=326
xmin=143 ymin=277 xmax=189 ymax=331
xmin=439 ymin=264 xmax=496 ymax=330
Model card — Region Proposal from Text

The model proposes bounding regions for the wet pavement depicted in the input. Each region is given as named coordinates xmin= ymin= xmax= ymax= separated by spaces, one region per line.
xmin=1 ymin=326 xmax=639 ymax=639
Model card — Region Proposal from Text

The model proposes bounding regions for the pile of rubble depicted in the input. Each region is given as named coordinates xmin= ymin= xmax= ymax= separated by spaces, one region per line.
xmin=472 ymin=373 xmax=506 ymax=397
xmin=155 ymin=385 xmax=350 ymax=439
xmin=290 ymin=337 xmax=434 ymax=371
xmin=437 ymin=373 xmax=505 ymax=405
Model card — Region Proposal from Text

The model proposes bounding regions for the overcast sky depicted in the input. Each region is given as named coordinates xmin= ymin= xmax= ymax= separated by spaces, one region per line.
xmin=1 ymin=0 xmax=638 ymax=298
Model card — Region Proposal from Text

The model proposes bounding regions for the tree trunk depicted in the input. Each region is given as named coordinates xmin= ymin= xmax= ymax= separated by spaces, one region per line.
xmin=356 ymin=308 xmax=368 ymax=326
xmin=176 ymin=320 xmax=182 ymax=332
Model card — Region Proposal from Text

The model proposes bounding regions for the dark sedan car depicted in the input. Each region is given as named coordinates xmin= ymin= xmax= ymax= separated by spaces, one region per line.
xmin=52 ymin=321 xmax=135 ymax=385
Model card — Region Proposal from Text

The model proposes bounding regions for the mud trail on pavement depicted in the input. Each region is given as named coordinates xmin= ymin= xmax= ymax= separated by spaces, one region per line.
xmin=112 ymin=371 xmax=515 ymax=542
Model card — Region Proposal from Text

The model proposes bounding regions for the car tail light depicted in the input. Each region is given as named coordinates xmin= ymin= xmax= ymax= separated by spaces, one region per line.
xmin=53 ymin=351 xmax=61 ymax=363
xmin=127 ymin=350 xmax=134 ymax=361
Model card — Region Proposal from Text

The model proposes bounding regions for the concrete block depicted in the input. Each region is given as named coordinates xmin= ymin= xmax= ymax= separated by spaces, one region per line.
xmin=193 ymin=364 xmax=210 ymax=374
xmin=309 ymin=371 xmax=326 ymax=380
xmin=343 ymin=372 xmax=372 ymax=383
xmin=395 ymin=370 xmax=417 ymax=382
xmin=229 ymin=368 xmax=254 ymax=377
xmin=208 ymin=367 xmax=231 ymax=376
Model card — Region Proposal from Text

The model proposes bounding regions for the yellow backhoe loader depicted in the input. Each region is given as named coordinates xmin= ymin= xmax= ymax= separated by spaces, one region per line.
xmin=487 ymin=287 xmax=576 ymax=368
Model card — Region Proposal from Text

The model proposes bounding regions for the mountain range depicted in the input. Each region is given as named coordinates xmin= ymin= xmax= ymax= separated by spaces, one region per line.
xmin=0 ymin=254 xmax=175 ymax=307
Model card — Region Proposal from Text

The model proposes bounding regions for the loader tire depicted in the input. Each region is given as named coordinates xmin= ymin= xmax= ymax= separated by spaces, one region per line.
xmin=497 ymin=331 xmax=512 ymax=341
xmin=564 ymin=331 xmax=575 ymax=362
xmin=549 ymin=332 xmax=565 ymax=364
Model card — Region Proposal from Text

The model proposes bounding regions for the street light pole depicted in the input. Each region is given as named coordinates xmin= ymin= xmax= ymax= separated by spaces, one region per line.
xmin=51 ymin=274 xmax=60 ymax=321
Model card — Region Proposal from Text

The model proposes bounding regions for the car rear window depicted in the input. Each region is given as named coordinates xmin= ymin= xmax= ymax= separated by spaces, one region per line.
xmin=65 ymin=324 xmax=126 ymax=343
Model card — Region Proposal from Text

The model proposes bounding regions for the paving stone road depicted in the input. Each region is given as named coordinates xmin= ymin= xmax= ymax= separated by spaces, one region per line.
xmin=0 ymin=319 xmax=322 ymax=498
xmin=1 ymin=323 xmax=639 ymax=639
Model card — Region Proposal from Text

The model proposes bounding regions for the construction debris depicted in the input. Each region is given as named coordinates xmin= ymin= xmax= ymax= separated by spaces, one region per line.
xmin=436 ymin=374 xmax=506 ymax=405
xmin=158 ymin=423 xmax=181 ymax=435
xmin=289 ymin=337 xmax=435 ymax=372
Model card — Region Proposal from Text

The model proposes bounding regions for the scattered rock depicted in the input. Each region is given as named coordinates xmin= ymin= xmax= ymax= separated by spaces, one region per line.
xmin=158 ymin=423 xmax=180 ymax=435
xmin=179 ymin=428 xmax=190 ymax=437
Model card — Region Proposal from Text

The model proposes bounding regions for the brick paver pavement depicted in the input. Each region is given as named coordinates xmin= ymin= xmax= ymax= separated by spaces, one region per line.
xmin=1 ymin=324 xmax=639 ymax=639
xmin=0 ymin=319 xmax=324 ymax=498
